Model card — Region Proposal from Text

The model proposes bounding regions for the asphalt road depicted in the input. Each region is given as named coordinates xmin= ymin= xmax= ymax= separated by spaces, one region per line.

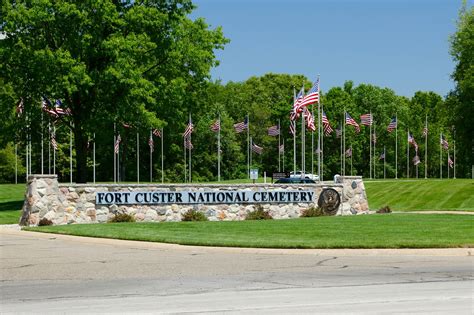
xmin=1 ymin=228 xmax=473 ymax=314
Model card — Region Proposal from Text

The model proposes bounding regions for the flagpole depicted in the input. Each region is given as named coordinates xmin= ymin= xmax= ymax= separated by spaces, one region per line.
xmin=407 ymin=129 xmax=409 ymax=179
xmin=424 ymin=114 xmax=428 ymax=179
xmin=278 ymin=118 xmax=281 ymax=172
xmin=447 ymin=148 xmax=450 ymax=179
xmin=150 ymin=129 xmax=153 ymax=182
xmin=293 ymin=89 xmax=297 ymax=176
xmin=26 ymin=131 xmax=29 ymax=180
xmin=343 ymin=112 xmax=346 ymax=176
xmin=321 ymin=103 xmax=324 ymax=181
xmin=301 ymin=98 xmax=305 ymax=175
xmin=350 ymin=144 xmax=353 ymax=175
xmin=53 ymin=126 xmax=56 ymax=175
xmin=114 ymin=123 xmax=116 ymax=183
xmin=453 ymin=129 xmax=456 ymax=179
xmin=136 ymin=132 xmax=139 ymax=184
xmin=184 ymin=136 xmax=186 ymax=183
xmin=161 ymin=128 xmax=164 ymax=184
xmin=340 ymin=120 xmax=343 ymax=176
xmin=311 ymin=107 xmax=314 ymax=176
xmin=282 ymin=138 xmax=285 ymax=172
xmin=189 ymin=114 xmax=192 ymax=183
xmin=48 ymin=122 xmax=51 ymax=174
xmin=440 ymin=133 xmax=442 ymax=179
xmin=93 ymin=133 xmax=96 ymax=183
xmin=15 ymin=143 xmax=18 ymax=184
xmin=369 ymin=111 xmax=372 ymax=179
xmin=317 ymin=75 xmax=321 ymax=180
xmin=117 ymin=130 xmax=120 ymax=183
xmin=247 ymin=114 xmax=250 ymax=179
xmin=250 ymin=136 xmax=253 ymax=169
xmin=373 ymin=120 xmax=376 ymax=179
xmin=69 ymin=128 xmax=72 ymax=183
xmin=395 ymin=113 xmax=398 ymax=179
xmin=218 ymin=114 xmax=221 ymax=181
xmin=41 ymin=112 xmax=44 ymax=174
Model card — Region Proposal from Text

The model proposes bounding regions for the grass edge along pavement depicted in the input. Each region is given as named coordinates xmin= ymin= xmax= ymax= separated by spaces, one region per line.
xmin=25 ymin=214 xmax=474 ymax=249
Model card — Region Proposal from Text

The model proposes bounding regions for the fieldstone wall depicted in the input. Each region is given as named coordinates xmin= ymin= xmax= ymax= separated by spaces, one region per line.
xmin=20 ymin=175 xmax=369 ymax=226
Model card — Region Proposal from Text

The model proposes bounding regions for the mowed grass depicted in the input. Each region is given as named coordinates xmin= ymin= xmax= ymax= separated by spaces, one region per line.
xmin=0 ymin=184 xmax=25 ymax=224
xmin=365 ymin=179 xmax=474 ymax=211
xmin=25 ymin=214 xmax=473 ymax=248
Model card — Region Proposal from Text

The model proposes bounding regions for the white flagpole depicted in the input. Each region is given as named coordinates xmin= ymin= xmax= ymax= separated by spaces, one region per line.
xmin=301 ymin=107 xmax=305 ymax=176
xmin=311 ymin=106 xmax=314 ymax=176
xmin=93 ymin=133 xmax=96 ymax=183
xmin=453 ymin=129 xmax=456 ymax=179
xmin=184 ymin=136 xmax=186 ymax=183
xmin=395 ymin=113 xmax=398 ymax=179
xmin=53 ymin=126 xmax=56 ymax=175
xmin=278 ymin=118 xmax=281 ymax=172
xmin=250 ymin=136 xmax=253 ymax=169
xmin=343 ymin=112 xmax=346 ymax=176
xmin=69 ymin=129 xmax=72 ymax=183
xmin=424 ymin=114 xmax=428 ymax=179
xmin=317 ymin=75 xmax=321 ymax=180
xmin=48 ymin=122 xmax=51 ymax=174
xmin=15 ymin=143 xmax=18 ymax=184
xmin=189 ymin=114 xmax=192 ymax=183
xmin=114 ymin=123 xmax=116 ymax=183
xmin=293 ymin=89 xmax=297 ymax=175
xmin=321 ymin=103 xmax=324 ymax=181
xmin=282 ymin=138 xmax=285 ymax=172
xmin=373 ymin=120 xmax=376 ymax=179
xmin=117 ymin=131 xmax=120 ymax=183
xmin=150 ymin=129 xmax=153 ymax=182
xmin=41 ymin=112 xmax=44 ymax=174
xmin=25 ymin=132 xmax=29 ymax=180
xmin=218 ymin=115 xmax=221 ymax=181
xmin=447 ymin=148 xmax=450 ymax=179
xmin=340 ymin=120 xmax=343 ymax=176
xmin=136 ymin=132 xmax=139 ymax=183
xmin=369 ymin=112 xmax=372 ymax=179
xmin=161 ymin=128 xmax=164 ymax=184
xmin=247 ymin=114 xmax=250 ymax=179
xmin=407 ymin=129 xmax=410 ymax=178
xmin=350 ymin=144 xmax=353 ymax=175
xmin=440 ymin=133 xmax=442 ymax=179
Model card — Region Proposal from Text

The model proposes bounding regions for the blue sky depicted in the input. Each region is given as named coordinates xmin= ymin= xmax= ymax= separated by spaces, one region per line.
xmin=192 ymin=0 xmax=471 ymax=97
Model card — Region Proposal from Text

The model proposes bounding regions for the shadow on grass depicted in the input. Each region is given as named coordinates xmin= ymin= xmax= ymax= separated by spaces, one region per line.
xmin=0 ymin=200 xmax=23 ymax=212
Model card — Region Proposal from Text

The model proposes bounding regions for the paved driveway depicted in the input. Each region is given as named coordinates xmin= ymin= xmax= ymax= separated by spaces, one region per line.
xmin=1 ymin=228 xmax=473 ymax=314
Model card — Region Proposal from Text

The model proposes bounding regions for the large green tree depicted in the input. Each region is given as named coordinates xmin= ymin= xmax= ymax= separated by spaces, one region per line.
xmin=0 ymin=0 xmax=227 ymax=182
xmin=449 ymin=2 xmax=474 ymax=177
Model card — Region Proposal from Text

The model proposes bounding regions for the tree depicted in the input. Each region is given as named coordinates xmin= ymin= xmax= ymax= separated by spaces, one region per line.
xmin=449 ymin=2 xmax=474 ymax=177
xmin=0 ymin=0 xmax=228 ymax=182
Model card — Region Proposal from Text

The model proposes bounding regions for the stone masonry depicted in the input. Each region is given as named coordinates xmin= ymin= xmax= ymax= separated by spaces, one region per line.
xmin=20 ymin=175 xmax=369 ymax=226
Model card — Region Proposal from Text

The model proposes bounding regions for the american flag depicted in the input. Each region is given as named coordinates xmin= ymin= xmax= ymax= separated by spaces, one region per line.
xmin=267 ymin=125 xmax=280 ymax=136
xmin=335 ymin=124 xmax=342 ymax=138
xmin=299 ymin=78 xmax=320 ymax=109
xmin=54 ymin=99 xmax=71 ymax=116
xmin=408 ymin=132 xmax=414 ymax=145
xmin=387 ymin=117 xmax=397 ymax=133
xmin=42 ymin=98 xmax=59 ymax=118
xmin=440 ymin=134 xmax=449 ymax=150
xmin=16 ymin=98 xmax=24 ymax=117
xmin=148 ymin=135 xmax=154 ymax=152
xmin=152 ymin=128 xmax=161 ymax=137
xmin=185 ymin=138 xmax=193 ymax=149
xmin=233 ymin=117 xmax=248 ymax=133
xmin=251 ymin=142 xmax=263 ymax=155
xmin=413 ymin=155 xmax=421 ymax=165
xmin=293 ymin=88 xmax=305 ymax=114
xmin=448 ymin=156 xmax=454 ymax=168
xmin=379 ymin=152 xmax=385 ymax=160
xmin=114 ymin=134 xmax=121 ymax=154
xmin=345 ymin=112 xmax=360 ymax=133
xmin=322 ymin=111 xmax=333 ymax=136
xmin=51 ymin=132 xmax=58 ymax=150
xmin=279 ymin=144 xmax=284 ymax=154
xmin=289 ymin=119 xmax=296 ymax=135
xmin=422 ymin=126 xmax=428 ymax=137
xmin=304 ymin=108 xmax=316 ymax=131
xmin=360 ymin=113 xmax=373 ymax=126
xmin=122 ymin=122 xmax=131 ymax=128
xmin=210 ymin=119 xmax=220 ymax=133
xmin=345 ymin=147 xmax=352 ymax=157
xmin=183 ymin=120 xmax=194 ymax=138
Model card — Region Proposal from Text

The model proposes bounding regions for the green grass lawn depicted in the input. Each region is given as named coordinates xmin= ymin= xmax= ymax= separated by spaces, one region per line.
xmin=365 ymin=179 xmax=474 ymax=211
xmin=0 ymin=184 xmax=25 ymax=224
xmin=25 ymin=214 xmax=474 ymax=248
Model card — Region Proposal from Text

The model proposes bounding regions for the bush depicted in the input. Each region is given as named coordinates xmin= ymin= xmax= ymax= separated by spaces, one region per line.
xmin=38 ymin=218 xmax=53 ymax=226
xmin=245 ymin=205 xmax=273 ymax=220
xmin=376 ymin=206 xmax=392 ymax=214
xmin=108 ymin=213 xmax=136 ymax=223
xmin=182 ymin=209 xmax=208 ymax=221
xmin=300 ymin=206 xmax=325 ymax=217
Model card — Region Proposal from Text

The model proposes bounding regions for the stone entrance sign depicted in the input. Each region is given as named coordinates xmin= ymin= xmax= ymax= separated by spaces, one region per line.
xmin=20 ymin=175 xmax=369 ymax=226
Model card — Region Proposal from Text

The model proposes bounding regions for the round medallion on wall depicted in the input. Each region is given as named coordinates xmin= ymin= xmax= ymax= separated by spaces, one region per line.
xmin=317 ymin=188 xmax=341 ymax=216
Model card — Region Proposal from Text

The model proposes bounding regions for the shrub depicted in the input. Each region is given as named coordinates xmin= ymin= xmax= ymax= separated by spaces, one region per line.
xmin=376 ymin=206 xmax=392 ymax=214
xmin=38 ymin=218 xmax=53 ymax=226
xmin=108 ymin=213 xmax=136 ymax=223
xmin=182 ymin=209 xmax=208 ymax=221
xmin=245 ymin=205 xmax=273 ymax=220
xmin=300 ymin=206 xmax=325 ymax=217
